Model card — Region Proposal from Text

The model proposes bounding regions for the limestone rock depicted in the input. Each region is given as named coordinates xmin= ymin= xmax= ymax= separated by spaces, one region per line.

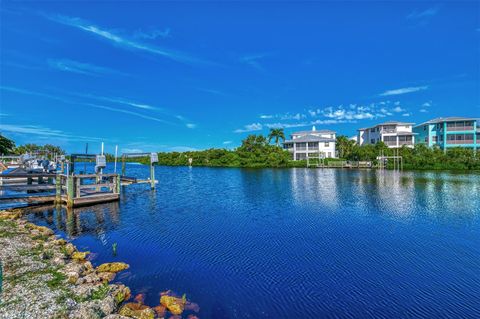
xmin=160 ymin=295 xmax=184 ymax=315
xmin=65 ymin=243 xmax=76 ymax=255
xmin=98 ymin=271 xmax=116 ymax=282
xmin=72 ymin=251 xmax=90 ymax=261
xmin=56 ymin=238 xmax=67 ymax=246
xmin=119 ymin=302 xmax=155 ymax=319
xmin=0 ymin=211 xmax=21 ymax=219
xmin=111 ymin=284 xmax=131 ymax=304
xmin=96 ymin=262 xmax=129 ymax=273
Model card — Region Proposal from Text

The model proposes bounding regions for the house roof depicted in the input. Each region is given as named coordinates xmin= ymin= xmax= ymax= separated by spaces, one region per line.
xmin=284 ymin=134 xmax=336 ymax=143
xmin=292 ymin=129 xmax=336 ymax=135
xmin=414 ymin=117 xmax=479 ymax=127
xmin=357 ymin=121 xmax=414 ymax=131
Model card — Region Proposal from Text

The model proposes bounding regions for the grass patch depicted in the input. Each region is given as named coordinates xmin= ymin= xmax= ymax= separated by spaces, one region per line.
xmin=46 ymin=269 xmax=67 ymax=289
xmin=90 ymin=282 xmax=110 ymax=300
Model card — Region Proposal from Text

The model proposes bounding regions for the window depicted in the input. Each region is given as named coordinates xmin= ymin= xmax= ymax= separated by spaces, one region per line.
xmin=371 ymin=139 xmax=375 ymax=144
xmin=328 ymin=152 xmax=331 ymax=158
xmin=370 ymin=128 xmax=375 ymax=133
xmin=425 ymin=137 xmax=428 ymax=142
xmin=325 ymin=142 xmax=329 ymax=147
xmin=308 ymin=142 xmax=318 ymax=148
xmin=424 ymin=126 xmax=426 ymax=131
xmin=432 ymin=136 xmax=437 ymax=142
xmin=405 ymin=125 xmax=410 ymax=129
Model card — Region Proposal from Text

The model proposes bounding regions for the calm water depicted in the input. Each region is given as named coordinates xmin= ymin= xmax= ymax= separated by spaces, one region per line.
xmin=25 ymin=164 xmax=480 ymax=318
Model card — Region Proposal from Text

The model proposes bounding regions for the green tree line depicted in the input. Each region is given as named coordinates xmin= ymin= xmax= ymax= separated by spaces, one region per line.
xmin=2 ymin=131 xmax=479 ymax=170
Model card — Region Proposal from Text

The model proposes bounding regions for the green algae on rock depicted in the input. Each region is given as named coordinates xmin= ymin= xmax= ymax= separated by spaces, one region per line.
xmin=97 ymin=262 xmax=130 ymax=273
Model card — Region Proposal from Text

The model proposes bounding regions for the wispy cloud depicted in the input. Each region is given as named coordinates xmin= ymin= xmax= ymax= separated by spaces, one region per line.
xmin=379 ymin=86 xmax=428 ymax=96
xmin=43 ymin=13 xmax=211 ymax=65
xmin=48 ymin=59 xmax=126 ymax=77
xmin=75 ymin=94 xmax=158 ymax=111
xmin=1 ymin=86 xmax=174 ymax=125
xmin=407 ymin=6 xmax=440 ymax=20
xmin=0 ymin=123 xmax=104 ymax=141
xmin=134 ymin=28 xmax=171 ymax=39
xmin=239 ymin=53 xmax=269 ymax=71
xmin=234 ymin=123 xmax=263 ymax=133
xmin=223 ymin=141 xmax=233 ymax=145
xmin=259 ymin=113 xmax=306 ymax=120
xmin=195 ymin=88 xmax=228 ymax=96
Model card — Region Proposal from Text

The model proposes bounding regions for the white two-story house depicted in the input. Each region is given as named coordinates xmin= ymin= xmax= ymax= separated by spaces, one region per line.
xmin=283 ymin=126 xmax=337 ymax=160
xmin=357 ymin=121 xmax=416 ymax=148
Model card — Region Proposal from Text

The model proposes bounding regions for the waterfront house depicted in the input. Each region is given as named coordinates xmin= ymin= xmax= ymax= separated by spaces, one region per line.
xmin=413 ymin=117 xmax=479 ymax=150
xmin=283 ymin=126 xmax=337 ymax=160
xmin=357 ymin=121 xmax=416 ymax=148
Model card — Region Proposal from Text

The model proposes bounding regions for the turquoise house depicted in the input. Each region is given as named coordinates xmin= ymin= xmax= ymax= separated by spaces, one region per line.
xmin=413 ymin=117 xmax=479 ymax=150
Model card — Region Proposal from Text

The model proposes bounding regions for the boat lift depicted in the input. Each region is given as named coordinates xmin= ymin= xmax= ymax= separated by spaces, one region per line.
xmin=120 ymin=152 xmax=158 ymax=189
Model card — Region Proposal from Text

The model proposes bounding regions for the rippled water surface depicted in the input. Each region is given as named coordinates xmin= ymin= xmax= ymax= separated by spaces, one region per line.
xmin=25 ymin=164 xmax=480 ymax=318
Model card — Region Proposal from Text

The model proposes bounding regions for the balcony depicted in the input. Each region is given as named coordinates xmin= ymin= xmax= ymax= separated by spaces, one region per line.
xmin=446 ymin=126 xmax=474 ymax=132
xmin=380 ymin=129 xmax=397 ymax=134
xmin=399 ymin=141 xmax=413 ymax=146
xmin=446 ymin=140 xmax=474 ymax=145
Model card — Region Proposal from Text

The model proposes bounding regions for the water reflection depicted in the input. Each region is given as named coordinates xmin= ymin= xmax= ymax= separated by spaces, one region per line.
xmin=24 ymin=201 xmax=121 ymax=238
xmin=22 ymin=166 xmax=480 ymax=318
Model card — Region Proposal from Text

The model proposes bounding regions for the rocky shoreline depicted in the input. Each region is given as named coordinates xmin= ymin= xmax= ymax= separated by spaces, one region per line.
xmin=0 ymin=210 xmax=199 ymax=319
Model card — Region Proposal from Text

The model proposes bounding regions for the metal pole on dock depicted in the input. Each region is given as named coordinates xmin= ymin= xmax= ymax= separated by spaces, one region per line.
xmin=114 ymin=145 xmax=118 ymax=174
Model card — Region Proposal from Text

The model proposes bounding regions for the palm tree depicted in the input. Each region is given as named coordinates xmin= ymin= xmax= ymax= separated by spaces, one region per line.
xmin=268 ymin=128 xmax=286 ymax=147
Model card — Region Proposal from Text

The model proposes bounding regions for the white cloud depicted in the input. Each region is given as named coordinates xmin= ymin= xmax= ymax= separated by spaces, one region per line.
xmin=379 ymin=86 xmax=428 ymax=96
xmin=422 ymin=101 xmax=432 ymax=107
xmin=239 ymin=53 xmax=269 ymax=71
xmin=407 ymin=6 xmax=439 ymax=20
xmin=186 ymin=123 xmax=197 ymax=129
xmin=1 ymin=123 xmax=104 ymax=141
xmin=392 ymin=106 xmax=405 ymax=113
xmin=1 ymin=86 xmax=175 ymax=125
xmin=223 ymin=141 xmax=232 ymax=145
xmin=234 ymin=123 xmax=263 ymax=133
xmin=402 ymin=113 xmax=411 ymax=117
xmin=322 ymin=106 xmax=375 ymax=120
xmin=419 ymin=109 xmax=428 ymax=113
xmin=44 ymin=14 xmax=211 ymax=65
xmin=260 ymin=114 xmax=274 ymax=119
xmin=134 ymin=28 xmax=171 ymax=39
xmin=47 ymin=59 xmax=126 ymax=76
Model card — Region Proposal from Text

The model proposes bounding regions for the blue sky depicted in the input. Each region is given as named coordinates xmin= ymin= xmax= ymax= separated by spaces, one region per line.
xmin=1 ymin=1 xmax=479 ymax=153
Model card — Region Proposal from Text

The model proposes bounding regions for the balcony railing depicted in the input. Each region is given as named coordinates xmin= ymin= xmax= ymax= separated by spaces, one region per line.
xmin=399 ymin=141 xmax=413 ymax=146
xmin=296 ymin=147 xmax=307 ymax=151
xmin=446 ymin=140 xmax=474 ymax=145
xmin=380 ymin=129 xmax=398 ymax=134
xmin=384 ymin=141 xmax=397 ymax=146
xmin=446 ymin=126 xmax=474 ymax=132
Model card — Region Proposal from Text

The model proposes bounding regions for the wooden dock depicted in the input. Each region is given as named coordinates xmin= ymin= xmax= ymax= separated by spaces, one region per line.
xmin=0 ymin=173 xmax=127 ymax=208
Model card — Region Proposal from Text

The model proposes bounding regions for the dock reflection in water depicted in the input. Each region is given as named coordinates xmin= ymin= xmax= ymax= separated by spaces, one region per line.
xmin=24 ymin=165 xmax=480 ymax=318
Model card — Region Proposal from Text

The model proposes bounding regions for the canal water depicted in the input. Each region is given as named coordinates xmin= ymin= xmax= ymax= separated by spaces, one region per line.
xmin=25 ymin=164 xmax=480 ymax=318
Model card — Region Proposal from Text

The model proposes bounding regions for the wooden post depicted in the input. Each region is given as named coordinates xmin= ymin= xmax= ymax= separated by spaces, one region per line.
xmin=55 ymin=175 xmax=61 ymax=204
xmin=150 ymin=164 xmax=155 ymax=189
xmin=116 ymin=174 xmax=121 ymax=193
xmin=75 ymin=176 xmax=81 ymax=198
xmin=67 ymin=176 xmax=74 ymax=208
xmin=121 ymin=157 xmax=126 ymax=176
